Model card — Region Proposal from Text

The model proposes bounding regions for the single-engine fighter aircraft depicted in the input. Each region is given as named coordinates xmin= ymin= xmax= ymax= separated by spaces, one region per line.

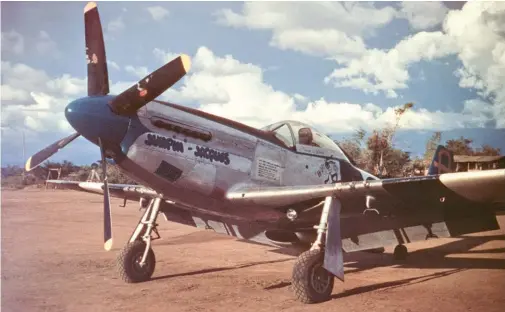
xmin=26 ymin=2 xmax=505 ymax=304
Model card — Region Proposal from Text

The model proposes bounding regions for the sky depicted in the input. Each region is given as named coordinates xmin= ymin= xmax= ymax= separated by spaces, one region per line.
xmin=1 ymin=0 xmax=505 ymax=167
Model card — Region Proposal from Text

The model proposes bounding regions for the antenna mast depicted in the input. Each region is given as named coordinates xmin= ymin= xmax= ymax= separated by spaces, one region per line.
xmin=22 ymin=129 xmax=26 ymax=182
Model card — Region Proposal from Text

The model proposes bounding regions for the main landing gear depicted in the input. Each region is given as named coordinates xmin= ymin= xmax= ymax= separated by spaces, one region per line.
xmin=292 ymin=196 xmax=341 ymax=304
xmin=117 ymin=197 xmax=162 ymax=283
xmin=292 ymin=248 xmax=334 ymax=304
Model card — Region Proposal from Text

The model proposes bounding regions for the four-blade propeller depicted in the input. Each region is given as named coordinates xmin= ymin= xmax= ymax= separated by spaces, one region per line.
xmin=24 ymin=1 xmax=192 ymax=251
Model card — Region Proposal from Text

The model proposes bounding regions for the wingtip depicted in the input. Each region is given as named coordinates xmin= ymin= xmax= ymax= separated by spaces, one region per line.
xmin=84 ymin=1 xmax=97 ymax=13
xmin=104 ymin=238 xmax=113 ymax=251
xmin=180 ymin=54 xmax=192 ymax=73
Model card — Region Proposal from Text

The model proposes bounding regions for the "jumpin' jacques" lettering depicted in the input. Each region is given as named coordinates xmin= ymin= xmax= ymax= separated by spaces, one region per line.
xmin=145 ymin=133 xmax=184 ymax=153
xmin=194 ymin=146 xmax=230 ymax=165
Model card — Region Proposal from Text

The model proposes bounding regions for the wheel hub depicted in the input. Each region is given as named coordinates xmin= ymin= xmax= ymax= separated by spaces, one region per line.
xmin=311 ymin=263 xmax=331 ymax=294
xmin=133 ymin=251 xmax=149 ymax=271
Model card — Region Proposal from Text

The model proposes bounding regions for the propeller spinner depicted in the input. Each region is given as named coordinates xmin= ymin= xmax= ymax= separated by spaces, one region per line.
xmin=24 ymin=1 xmax=192 ymax=251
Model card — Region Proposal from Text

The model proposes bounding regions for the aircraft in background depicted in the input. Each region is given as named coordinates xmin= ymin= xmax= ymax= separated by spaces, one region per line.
xmin=25 ymin=2 xmax=505 ymax=304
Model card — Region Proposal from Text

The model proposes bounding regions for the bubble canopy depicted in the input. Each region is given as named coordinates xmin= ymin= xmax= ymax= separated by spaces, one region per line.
xmin=261 ymin=120 xmax=350 ymax=161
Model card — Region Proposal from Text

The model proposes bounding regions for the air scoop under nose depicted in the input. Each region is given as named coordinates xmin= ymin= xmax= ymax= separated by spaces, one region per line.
xmin=65 ymin=95 xmax=130 ymax=150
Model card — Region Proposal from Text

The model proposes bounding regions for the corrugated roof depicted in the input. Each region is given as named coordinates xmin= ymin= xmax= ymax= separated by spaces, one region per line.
xmin=453 ymin=155 xmax=505 ymax=163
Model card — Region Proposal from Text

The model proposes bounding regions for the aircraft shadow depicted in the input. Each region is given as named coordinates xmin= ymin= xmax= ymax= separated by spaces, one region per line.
xmin=330 ymin=268 xmax=466 ymax=300
xmin=331 ymin=269 xmax=465 ymax=299
xmin=264 ymin=234 xmax=505 ymax=270
xmin=156 ymin=231 xmax=232 ymax=246
xmin=263 ymin=234 xmax=505 ymax=293
xmin=344 ymin=234 xmax=505 ymax=273
xmin=150 ymin=258 xmax=292 ymax=281
xmin=263 ymin=267 xmax=466 ymax=295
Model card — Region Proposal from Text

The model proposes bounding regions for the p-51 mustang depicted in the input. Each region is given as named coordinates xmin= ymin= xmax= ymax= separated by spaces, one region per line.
xmin=26 ymin=2 xmax=505 ymax=304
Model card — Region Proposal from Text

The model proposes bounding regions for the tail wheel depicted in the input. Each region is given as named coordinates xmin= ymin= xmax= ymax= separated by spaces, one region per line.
xmin=117 ymin=240 xmax=156 ymax=283
xmin=393 ymin=244 xmax=408 ymax=261
xmin=292 ymin=249 xmax=334 ymax=304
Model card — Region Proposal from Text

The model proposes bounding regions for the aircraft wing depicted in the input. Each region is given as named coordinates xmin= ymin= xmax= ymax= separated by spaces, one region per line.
xmin=46 ymin=180 xmax=157 ymax=201
xmin=226 ymin=169 xmax=505 ymax=207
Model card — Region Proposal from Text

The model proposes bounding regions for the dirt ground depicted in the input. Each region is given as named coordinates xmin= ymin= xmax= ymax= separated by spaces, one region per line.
xmin=2 ymin=189 xmax=505 ymax=312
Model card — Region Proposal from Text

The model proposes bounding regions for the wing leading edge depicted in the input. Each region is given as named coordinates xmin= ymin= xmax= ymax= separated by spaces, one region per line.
xmin=226 ymin=169 xmax=505 ymax=207
xmin=45 ymin=180 xmax=157 ymax=200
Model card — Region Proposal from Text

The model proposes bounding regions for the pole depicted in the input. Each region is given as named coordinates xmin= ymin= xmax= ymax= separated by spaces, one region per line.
xmin=22 ymin=130 xmax=26 ymax=182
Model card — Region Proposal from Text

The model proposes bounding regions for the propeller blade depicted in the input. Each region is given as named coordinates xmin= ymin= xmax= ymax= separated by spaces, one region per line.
xmin=108 ymin=54 xmax=191 ymax=116
xmin=99 ymin=138 xmax=113 ymax=251
xmin=25 ymin=132 xmax=81 ymax=172
xmin=84 ymin=1 xmax=109 ymax=96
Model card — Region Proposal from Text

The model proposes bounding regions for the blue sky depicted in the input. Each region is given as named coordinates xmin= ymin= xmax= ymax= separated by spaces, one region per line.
xmin=2 ymin=1 xmax=505 ymax=166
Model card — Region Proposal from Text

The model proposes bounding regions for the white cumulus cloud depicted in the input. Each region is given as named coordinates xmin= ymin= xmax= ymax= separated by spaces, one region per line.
xmin=1 ymin=61 xmax=86 ymax=134
xmin=0 ymin=46 xmax=497 ymax=162
xmin=215 ymin=1 xmax=505 ymax=127
xmin=36 ymin=30 xmax=60 ymax=57
xmin=154 ymin=46 xmax=491 ymax=132
xmin=1 ymin=30 xmax=24 ymax=55
xmin=107 ymin=60 xmax=121 ymax=71
xmin=215 ymin=2 xmax=396 ymax=62
xmin=153 ymin=48 xmax=180 ymax=64
xmin=146 ymin=6 xmax=169 ymax=22
xmin=399 ymin=1 xmax=449 ymax=30
xmin=107 ymin=16 xmax=125 ymax=33
xmin=444 ymin=1 xmax=505 ymax=127
xmin=124 ymin=65 xmax=149 ymax=78
xmin=325 ymin=31 xmax=459 ymax=97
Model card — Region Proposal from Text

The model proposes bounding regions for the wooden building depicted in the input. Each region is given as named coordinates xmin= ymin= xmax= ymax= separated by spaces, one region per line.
xmin=453 ymin=155 xmax=505 ymax=172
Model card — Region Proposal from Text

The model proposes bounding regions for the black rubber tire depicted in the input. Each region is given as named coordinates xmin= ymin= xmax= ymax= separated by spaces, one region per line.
xmin=292 ymin=249 xmax=334 ymax=304
xmin=117 ymin=240 xmax=156 ymax=283
xmin=393 ymin=244 xmax=408 ymax=261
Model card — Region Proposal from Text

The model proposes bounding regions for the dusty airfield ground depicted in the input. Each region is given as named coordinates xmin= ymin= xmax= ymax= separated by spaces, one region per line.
xmin=2 ymin=189 xmax=505 ymax=312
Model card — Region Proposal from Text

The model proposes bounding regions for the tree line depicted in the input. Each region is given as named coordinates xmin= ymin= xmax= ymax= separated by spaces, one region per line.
xmin=336 ymin=103 xmax=501 ymax=178
xmin=337 ymin=129 xmax=501 ymax=178
xmin=1 ymin=159 xmax=136 ymax=188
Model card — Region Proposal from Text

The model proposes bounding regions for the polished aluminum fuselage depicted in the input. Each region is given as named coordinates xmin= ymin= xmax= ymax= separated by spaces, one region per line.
xmin=115 ymin=101 xmax=374 ymax=222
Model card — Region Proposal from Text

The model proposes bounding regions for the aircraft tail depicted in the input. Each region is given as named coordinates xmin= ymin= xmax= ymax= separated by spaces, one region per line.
xmin=427 ymin=145 xmax=455 ymax=175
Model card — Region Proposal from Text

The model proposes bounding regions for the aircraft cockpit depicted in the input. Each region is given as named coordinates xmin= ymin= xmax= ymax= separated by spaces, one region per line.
xmin=261 ymin=120 xmax=349 ymax=161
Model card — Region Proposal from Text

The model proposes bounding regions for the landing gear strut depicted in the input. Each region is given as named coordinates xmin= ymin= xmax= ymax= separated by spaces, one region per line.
xmin=117 ymin=196 xmax=162 ymax=283
xmin=292 ymin=196 xmax=342 ymax=304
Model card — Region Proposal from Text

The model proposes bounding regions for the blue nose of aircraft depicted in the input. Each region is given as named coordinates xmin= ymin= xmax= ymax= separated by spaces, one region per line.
xmin=65 ymin=96 xmax=130 ymax=152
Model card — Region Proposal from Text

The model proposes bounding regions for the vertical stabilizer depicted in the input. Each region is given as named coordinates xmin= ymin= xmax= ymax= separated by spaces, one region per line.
xmin=427 ymin=145 xmax=455 ymax=175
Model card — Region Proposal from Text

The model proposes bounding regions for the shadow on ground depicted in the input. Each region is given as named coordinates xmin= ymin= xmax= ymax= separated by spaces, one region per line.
xmin=263 ymin=234 xmax=505 ymax=296
xmin=344 ymin=234 xmax=505 ymax=273
xmin=151 ymin=258 xmax=293 ymax=281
